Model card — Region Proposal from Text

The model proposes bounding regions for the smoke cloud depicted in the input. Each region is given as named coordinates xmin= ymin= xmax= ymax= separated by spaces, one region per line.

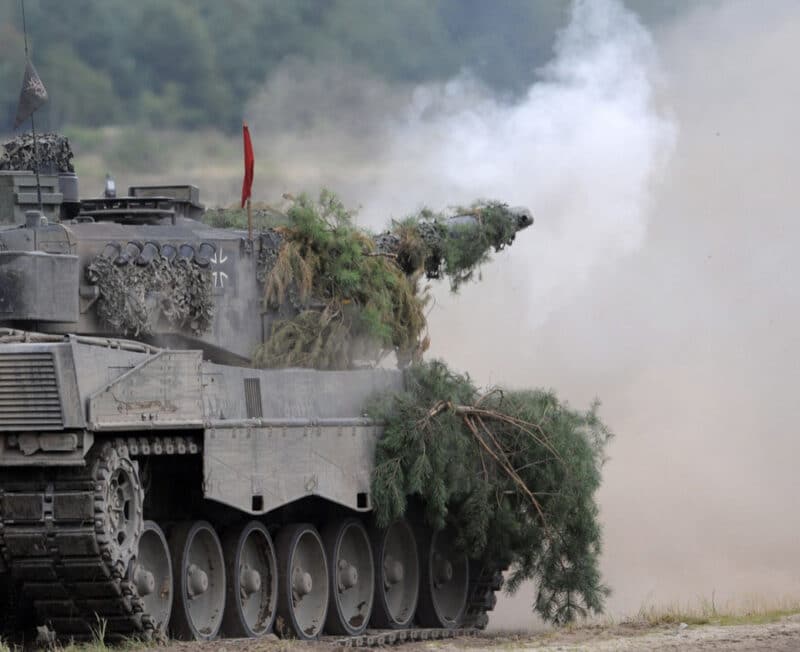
xmin=244 ymin=0 xmax=800 ymax=626
xmin=248 ymin=0 xmax=674 ymax=329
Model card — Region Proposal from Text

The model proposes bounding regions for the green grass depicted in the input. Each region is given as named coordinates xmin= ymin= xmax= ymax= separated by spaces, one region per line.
xmin=0 ymin=618 xmax=148 ymax=652
xmin=56 ymin=644 xmax=146 ymax=652
xmin=631 ymin=593 xmax=800 ymax=627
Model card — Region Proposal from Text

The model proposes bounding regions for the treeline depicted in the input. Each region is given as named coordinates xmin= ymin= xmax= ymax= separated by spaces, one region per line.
xmin=0 ymin=0 xmax=689 ymax=134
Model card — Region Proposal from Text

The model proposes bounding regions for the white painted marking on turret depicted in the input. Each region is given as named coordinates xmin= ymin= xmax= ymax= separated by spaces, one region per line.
xmin=211 ymin=247 xmax=229 ymax=288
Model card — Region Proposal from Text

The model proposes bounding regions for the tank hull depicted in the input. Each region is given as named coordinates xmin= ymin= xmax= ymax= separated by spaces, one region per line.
xmin=0 ymin=331 xmax=501 ymax=641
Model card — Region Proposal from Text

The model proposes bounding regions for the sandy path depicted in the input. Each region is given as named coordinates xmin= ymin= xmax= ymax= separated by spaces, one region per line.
xmin=454 ymin=617 xmax=800 ymax=650
xmin=153 ymin=614 xmax=800 ymax=652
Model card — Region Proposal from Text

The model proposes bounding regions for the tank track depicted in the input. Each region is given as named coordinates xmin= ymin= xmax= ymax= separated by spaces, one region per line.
xmin=331 ymin=565 xmax=503 ymax=647
xmin=332 ymin=627 xmax=477 ymax=647
xmin=0 ymin=436 xmax=199 ymax=641
xmin=0 ymin=433 xmax=502 ymax=643
xmin=0 ymin=570 xmax=12 ymax=637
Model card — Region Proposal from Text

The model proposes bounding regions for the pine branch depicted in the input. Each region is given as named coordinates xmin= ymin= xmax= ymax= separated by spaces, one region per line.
xmin=426 ymin=399 xmax=565 ymax=464
xmin=369 ymin=361 xmax=612 ymax=625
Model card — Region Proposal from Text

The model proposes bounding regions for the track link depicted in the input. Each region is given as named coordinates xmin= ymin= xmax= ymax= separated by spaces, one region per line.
xmin=332 ymin=562 xmax=503 ymax=646
xmin=332 ymin=627 xmax=478 ymax=647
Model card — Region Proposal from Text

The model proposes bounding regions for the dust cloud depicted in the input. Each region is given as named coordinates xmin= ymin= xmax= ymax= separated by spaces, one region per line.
xmin=245 ymin=0 xmax=800 ymax=627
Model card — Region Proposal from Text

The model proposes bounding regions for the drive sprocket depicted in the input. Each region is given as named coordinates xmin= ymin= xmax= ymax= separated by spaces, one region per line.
xmin=90 ymin=441 xmax=145 ymax=579
xmin=0 ymin=440 xmax=151 ymax=640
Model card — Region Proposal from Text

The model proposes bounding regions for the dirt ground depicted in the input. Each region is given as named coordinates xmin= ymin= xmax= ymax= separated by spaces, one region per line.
xmin=148 ymin=614 xmax=800 ymax=652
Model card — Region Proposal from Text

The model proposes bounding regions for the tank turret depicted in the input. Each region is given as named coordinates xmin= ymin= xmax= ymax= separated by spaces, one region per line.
xmin=0 ymin=139 xmax=532 ymax=368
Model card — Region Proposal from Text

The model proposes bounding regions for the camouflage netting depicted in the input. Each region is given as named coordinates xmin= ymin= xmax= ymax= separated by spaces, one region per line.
xmin=246 ymin=191 xmax=531 ymax=370
xmin=87 ymin=256 xmax=214 ymax=337
xmin=0 ymin=133 xmax=74 ymax=173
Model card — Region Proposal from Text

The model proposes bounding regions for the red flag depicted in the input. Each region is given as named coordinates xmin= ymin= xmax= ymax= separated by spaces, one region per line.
xmin=241 ymin=122 xmax=254 ymax=208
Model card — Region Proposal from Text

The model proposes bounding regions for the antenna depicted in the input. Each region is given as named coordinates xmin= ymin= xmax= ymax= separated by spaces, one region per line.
xmin=20 ymin=0 xmax=43 ymax=212
xmin=20 ymin=0 xmax=29 ymax=55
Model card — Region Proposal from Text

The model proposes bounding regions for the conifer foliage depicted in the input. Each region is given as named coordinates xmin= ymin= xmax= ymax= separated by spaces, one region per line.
xmin=249 ymin=191 xmax=531 ymax=369
xmin=253 ymin=191 xmax=429 ymax=369
xmin=369 ymin=361 xmax=613 ymax=624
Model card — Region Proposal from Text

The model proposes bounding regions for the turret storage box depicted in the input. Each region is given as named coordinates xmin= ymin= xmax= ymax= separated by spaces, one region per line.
xmin=0 ymin=251 xmax=78 ymax=322
xmin=0 ymin=171 xmax=61 ymax=225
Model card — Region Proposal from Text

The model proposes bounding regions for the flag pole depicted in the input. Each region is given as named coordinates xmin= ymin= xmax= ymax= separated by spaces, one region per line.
xmin=30 ymin=112 xmax=43 ymax=212
xmin=247 ymin=198 xmax=253 ymax=242
xmin=20 ymin=0 xmax=43 ymax=212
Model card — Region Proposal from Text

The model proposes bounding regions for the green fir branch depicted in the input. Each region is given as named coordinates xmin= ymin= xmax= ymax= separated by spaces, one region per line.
xmin=369 ymin=360 xmax=613 ymax=625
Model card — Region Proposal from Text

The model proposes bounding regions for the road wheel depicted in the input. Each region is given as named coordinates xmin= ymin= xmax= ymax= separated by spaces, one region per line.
xmin=323 ymin=518 xmax=374 ymax=635
xmin=275 ymin=524 xmax=328 ymax=640
xmin=169 ymin=520 xmax=226 ymax=640
xmin=416 ymin=527 xmax=469 ymax=628
xmin=370 ymin=519 xmax=419 ymax=629
xmin=131 ymin=521 xmax=173 ymax=635
xmin=222 ymin=521 xmax=278 ymax=637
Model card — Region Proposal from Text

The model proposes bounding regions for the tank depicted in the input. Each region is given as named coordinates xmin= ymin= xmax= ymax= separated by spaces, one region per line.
xmin=0 ymin=137 xmax=531 ymax=643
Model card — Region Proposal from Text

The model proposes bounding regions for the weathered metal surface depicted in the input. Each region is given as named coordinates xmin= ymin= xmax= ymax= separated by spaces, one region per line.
xmin=201 ymin=365 xmax=401 ymax=514
xmin=88 ymin=350 xmax=204 ymax=430
xmin=0 ymin=351 xmax=62 ymax=430
xmin=0 ymin=252 xmax=78 ymax=321
xmin=202 ymin=364 xmax=403 ymax=421
xmin=112 ymin=434 xmax=200 ymax=456
xmin=204 ymin=422 xmax=378 ymax=514
xmin=128 ymin=185 xmax=204 ymax=220
xmin=0 ymin=171 xmax=61 ymax=225
xmin=0 ymin=343 xmax=83 ymax=431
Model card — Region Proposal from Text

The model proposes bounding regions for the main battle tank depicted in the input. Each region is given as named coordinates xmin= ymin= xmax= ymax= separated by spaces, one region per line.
xmin=0 ymin=135 xmax=531 ymax=643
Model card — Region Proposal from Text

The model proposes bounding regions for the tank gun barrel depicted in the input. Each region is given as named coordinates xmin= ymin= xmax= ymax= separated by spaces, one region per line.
xmin=441 ymin=205 xmax=533 ymax=232
xmin=373 ymin=202 xmax=533 ymax=283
